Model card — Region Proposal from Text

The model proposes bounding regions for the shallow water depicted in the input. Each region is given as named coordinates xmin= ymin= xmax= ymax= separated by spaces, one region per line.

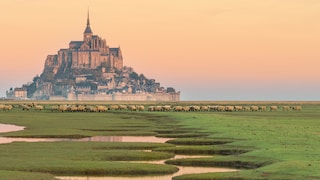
xmin=0 ymin=135 xmax=173 ymax=144
xmin=57 ymin=166 xmax=238 ymax=180
xmin=57 ymin=155 xmax=238 ymax=180
xmin=0 ymin=123 xmax=173 ymax=144
xmin=0 ymin=123 xmax=25 ymax=133
xmin=0 ymin=124 xmax=239 ymax=179
xmin=76 ymin=136 xmax=174 ymax=143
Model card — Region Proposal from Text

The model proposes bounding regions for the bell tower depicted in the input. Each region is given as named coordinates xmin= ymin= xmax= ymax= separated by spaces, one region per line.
xmin=83 ymin=10 xmax=93 ymax=43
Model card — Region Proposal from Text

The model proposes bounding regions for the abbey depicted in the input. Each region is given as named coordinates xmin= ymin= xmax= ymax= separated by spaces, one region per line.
xmin=45 ymin=12 xmax=123 ymax=71
xmin=6 ymin=11 xmax=180 ymax=101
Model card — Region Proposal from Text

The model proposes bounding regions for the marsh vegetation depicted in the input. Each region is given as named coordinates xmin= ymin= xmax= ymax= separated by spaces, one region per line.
xmin=0 ymin=101 xmax=319 ymax=179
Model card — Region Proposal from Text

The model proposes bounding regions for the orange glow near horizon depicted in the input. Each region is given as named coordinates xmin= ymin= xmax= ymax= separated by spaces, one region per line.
xmin=1 ymin=0 xmax=320 ymax=100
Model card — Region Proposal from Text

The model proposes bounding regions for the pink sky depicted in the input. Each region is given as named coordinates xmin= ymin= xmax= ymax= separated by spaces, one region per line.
xmin=1 ymin=0 xmax=320 ymax=100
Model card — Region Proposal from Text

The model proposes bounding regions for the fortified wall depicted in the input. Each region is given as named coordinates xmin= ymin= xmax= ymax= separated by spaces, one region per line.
xmin=49 ymin=92 xmax=180 ymax=101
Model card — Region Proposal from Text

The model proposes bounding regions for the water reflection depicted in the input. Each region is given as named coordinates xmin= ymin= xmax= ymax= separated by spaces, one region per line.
xmin=0 ymin=123 xmax=173 ymax=144
xmin=130 ymin=155 xmax=213 ymax=165
xmin=0 ymin=136 xmax=173 ymax=144
xmin=0 ymin=137 xmax=63 ymax=144
xmin=0 ymin=124 xmax=24 ymax=133
xmin=0 ymin=123 xmax=239 ymax=179
xmin=57 ymin=167 xmax=237 ymax=180
xmin=77 ymin=136 xmax=173 ymax=143
xmin=57 ymin=155 xmax=238 ymax=180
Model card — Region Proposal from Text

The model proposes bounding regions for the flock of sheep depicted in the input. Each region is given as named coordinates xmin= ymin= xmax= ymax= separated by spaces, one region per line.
xmin=150 ymin=105 xmax=302 ymax=112
xmin=0 ymin=104 xmax=13 ymax=111
xmin=0 ymin=103 xmax=302 ymax=112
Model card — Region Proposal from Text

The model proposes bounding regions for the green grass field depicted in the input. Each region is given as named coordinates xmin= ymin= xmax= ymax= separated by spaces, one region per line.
xmin=0 ymin=102 xmax=319 ymax=179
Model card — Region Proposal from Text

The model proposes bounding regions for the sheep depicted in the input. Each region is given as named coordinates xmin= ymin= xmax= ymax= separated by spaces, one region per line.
xmin=282 ymin=106 xmax=290 ymax=111
xmin=216 ymin=106 xmax=226 ymax=112
xmin=21 ymin=104 xmax=31 ymax=111
xmin=234 ymin=106 xmax=243 ymax=111
xmin=182 ymin=106 xmax=190 ymax=112
xmin=78 ymin=105 xmax=86 ymax=112
xmin=162 ymin=105 xmax=171 ymax=111
xmin=0 ymin=104 xmax=5 ymax=110
xmin=119 ymin=105 xmax=128 ymax=110
xmin=270 ymin=106 xmax=278 ymax=111
xmin=243 ymin=106 xmax=251 ymax=111
xmin=200 ymin=106 xmax=209 ymax=111
xmin=51 ymin=106 xmax=59 ymax=112
xmin=154 ymin=106 xmax=162 ymax=111
xmin=128 ymin=105 xmax=137 ymax=111
xmin=3 ymin=105 xmax=13 ymax=111
xmin=174 ymin=106 xmax=183 ymax=112
xmin=259 ymin=106 xmax=267 ymax=112
xmin=291 ymin=106 xmax=302 ymax=111
xmin=194 ymin=106 xmax=201 ymax=111
xmin=58 ymin=105 xmax=68 ymax=112
xmin=250 ymin=106 xmax=259 ymax=111
xmin=190 ymin=106 xmax=201 ymax=112
xmin=225 ymin=106 xmax=235 ymax=112
xmin=96 ymin=105 xmax=108 ymax=112
xmin=110 ymin=105 xmax=120 ymax=111
xmin=67 ymin=105 xmax=77 ymax=112
xmin=25 ymin=103 xmax=34 ymax=108
xmin=86 ymin=106 xmax=97 ymax=112
xmin=209 ymin=106 xmax=219 ymax=111
xmin=34 ymin=105 xmax=44 ymax=111
xmin=148 ymin=106 xmax=155 ymax=112
xmin=136 ymin=105 xmax=145 ymax=111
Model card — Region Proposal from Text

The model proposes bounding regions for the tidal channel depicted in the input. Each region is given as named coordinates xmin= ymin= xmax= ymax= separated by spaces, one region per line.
xmin=0 ymin=124 xmax=238 ymax=179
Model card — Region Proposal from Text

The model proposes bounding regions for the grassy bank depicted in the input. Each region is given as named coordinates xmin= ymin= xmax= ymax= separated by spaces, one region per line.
xmin=1 ymin=103 xmax=320 ymax=179
xmin=0 ymin=142 xmax=178 ymax=176
xmin=0 ymin=111 xmax=182 ymax=178
xmin=0 ymin=170 xmax=55 ymax=180
xmin=168 ymin=105 xmax=320 ymax=179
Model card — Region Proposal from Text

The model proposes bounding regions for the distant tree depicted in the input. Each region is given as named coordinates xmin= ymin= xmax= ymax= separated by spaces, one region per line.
xmin=139 ymin=74 xmax=146 ymax=80
xmin=27 ymin=82 xmax=36 ymax=98
xmin=129 ymin=72 xmax=139 ymax=80
xmin=33 ymin=75 xmax=40 ymax=82
xmin=26 ymin=75 xmax=40 ymax=98
xmin=90 ymin=83 xmax=98 ymax=91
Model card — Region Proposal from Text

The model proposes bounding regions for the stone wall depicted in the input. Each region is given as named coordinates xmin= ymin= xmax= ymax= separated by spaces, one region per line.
xmin=75 ymin=92 xmax=180 ymax=101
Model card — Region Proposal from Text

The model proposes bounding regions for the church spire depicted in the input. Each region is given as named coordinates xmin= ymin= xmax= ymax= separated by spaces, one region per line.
xmin=87 ymin=9 xmax=90 ymax=26
xmin=84 ymin=9 xmax=93 ymax=34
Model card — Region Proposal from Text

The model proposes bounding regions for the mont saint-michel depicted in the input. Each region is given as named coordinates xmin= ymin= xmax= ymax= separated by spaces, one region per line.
xmin=6 ymin=12 xmax=180 ymax=101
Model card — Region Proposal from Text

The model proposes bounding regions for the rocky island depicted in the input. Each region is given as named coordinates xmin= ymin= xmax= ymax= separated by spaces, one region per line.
xmin=7 ymin=12 xmax=180 ymax=101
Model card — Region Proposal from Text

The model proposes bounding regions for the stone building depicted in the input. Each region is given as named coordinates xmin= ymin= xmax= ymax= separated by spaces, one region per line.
xmin=6 ymin=88 xmax=27 ymax=100
xmin=45 ymin=11 xmax=123 ymax=71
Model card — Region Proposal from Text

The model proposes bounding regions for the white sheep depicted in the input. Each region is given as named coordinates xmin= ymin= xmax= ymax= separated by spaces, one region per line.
xmin=137 ymin=105 xmax=145 ymax=111
xmin=162 ymin=105 xmax=171 ymax=111
xmin=291 ymin=106 xmax=302 ymax=111
xmin=173 ymin=106 xmax=182 ymax=112
xmin=3 ymin=105 xmax=13 ymax=111
xmin=270 ymin=106 xmax=278 ymax=111
xmin=200 ymin=106 xmax=209 ymax=111
xmin=282 ymin=106 xmax=290 ymax=111
xmin=96 ymin=105 xmax=108 ymax=112
xmin=225 ymin=106 xmax=235 ymax=112
xmin=234 ymin=106 xmax=243 ymax=111
xmin=34 ymin=105 xmax=44 ymax=111
xmin=21 ymin=104 xmax=31 ymax=111
xmin=259 ymin=106 xmax=267 ymax=112
xmin=250 ymin=106 xmax=259 ymax=111
xmin=0 ymin=104 xmax=5 ymax=110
